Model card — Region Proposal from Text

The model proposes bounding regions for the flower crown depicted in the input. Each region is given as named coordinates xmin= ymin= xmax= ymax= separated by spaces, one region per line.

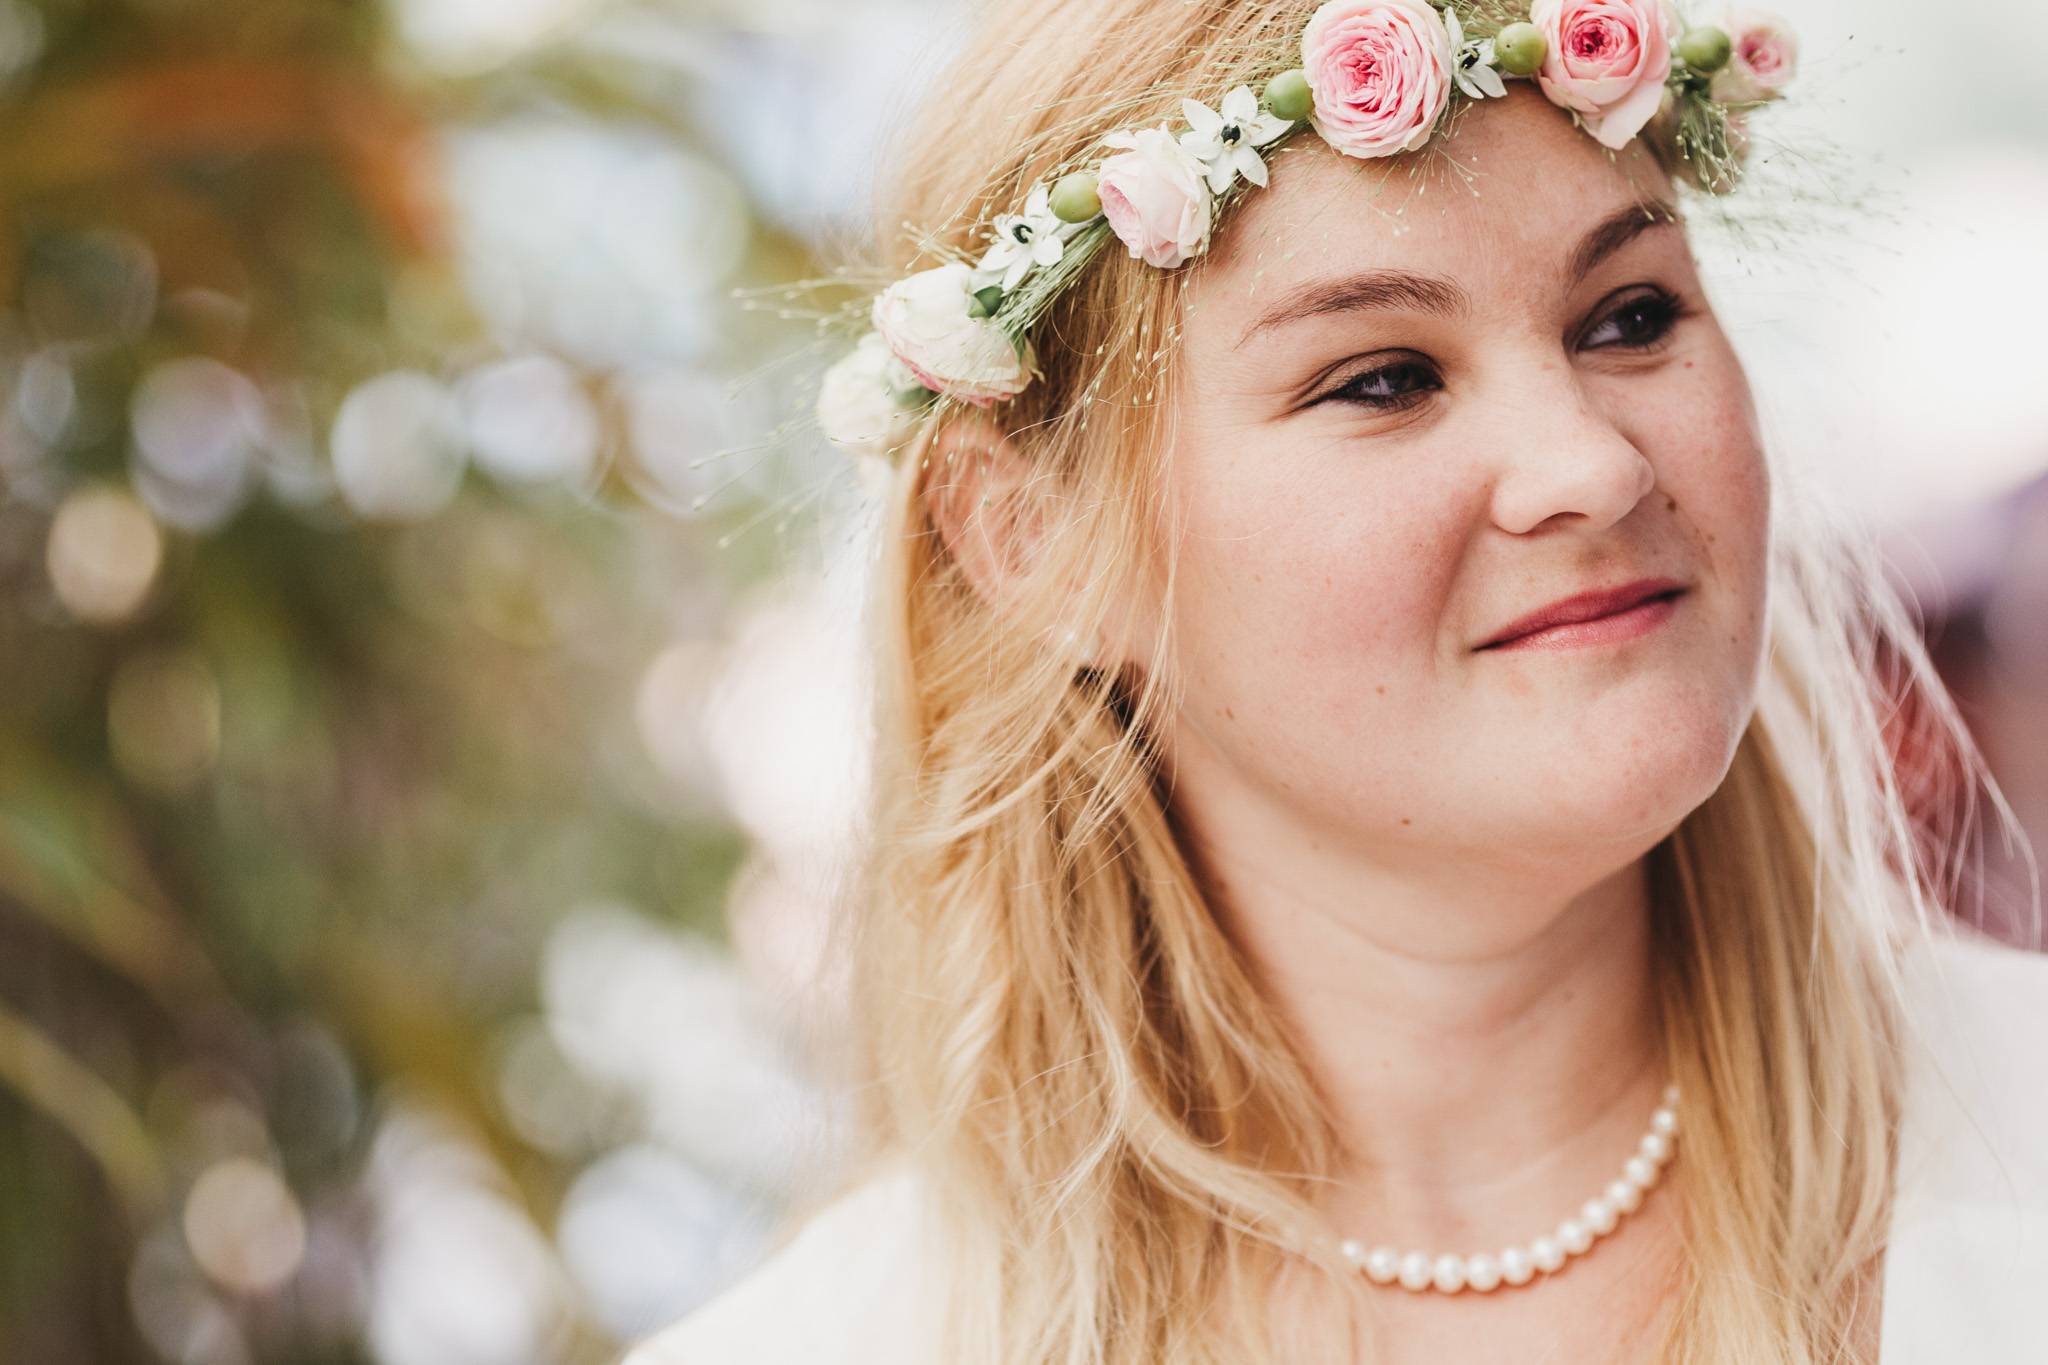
xmin=820 ymin=0 xmax=1797 ymax=463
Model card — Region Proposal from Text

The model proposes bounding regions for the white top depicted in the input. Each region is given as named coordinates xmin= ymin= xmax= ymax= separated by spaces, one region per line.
xmin=630 ymin=934 xmax=2048 ymax=1364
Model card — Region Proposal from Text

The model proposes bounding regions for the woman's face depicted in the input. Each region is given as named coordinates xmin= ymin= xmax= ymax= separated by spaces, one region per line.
xmin=1158 ymin=88 xmax=1770 ymax=916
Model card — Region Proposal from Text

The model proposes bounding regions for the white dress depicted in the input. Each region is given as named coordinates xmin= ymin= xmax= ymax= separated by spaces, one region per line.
xmin=629 ymin=935 xmax=2048 ymax=1364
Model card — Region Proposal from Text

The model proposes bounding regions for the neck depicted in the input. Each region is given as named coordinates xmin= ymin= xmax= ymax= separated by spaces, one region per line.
xmin=1196 ymin=822 xmax=1666 ymax=1250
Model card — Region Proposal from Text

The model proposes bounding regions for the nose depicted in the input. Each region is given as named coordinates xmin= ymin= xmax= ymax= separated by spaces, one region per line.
xmin=1485 ymin=375 xmax=1656 ymax=537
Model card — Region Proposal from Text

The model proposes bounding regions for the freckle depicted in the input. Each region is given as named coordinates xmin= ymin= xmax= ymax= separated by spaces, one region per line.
xmin=1225 ymin=707 xmax=1235 ymax=720
xmin=1376 ymin=685 xmax=1386 ymax=695
xmin=1401 ymin=819 xmax=1412 ymax=826
xmin=1706 ymin=533 xmax=1716 ymax=543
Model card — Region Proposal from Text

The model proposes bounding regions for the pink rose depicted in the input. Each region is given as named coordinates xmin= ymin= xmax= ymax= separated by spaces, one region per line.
xmin=1531 ymin=0 xmax=1681 ymax=151
xmin=872 ymin=264 xmax=1036 ymax=407
xmin=1098 ymin=126 xmax=1214 ymax=269
xmin=1300 ymin=0 xmax=1452 ymax=161
xmin=1712 ymin=10 xmax=1798 ymax=104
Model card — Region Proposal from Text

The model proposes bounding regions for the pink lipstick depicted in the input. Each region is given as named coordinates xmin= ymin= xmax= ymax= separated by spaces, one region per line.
xmin=1479 ymin=579 xmax=1686 ymax=652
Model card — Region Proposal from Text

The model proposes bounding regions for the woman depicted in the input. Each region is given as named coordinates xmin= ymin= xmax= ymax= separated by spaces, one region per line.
xmin=632 ymin=0 xmax=2048 ymax=1360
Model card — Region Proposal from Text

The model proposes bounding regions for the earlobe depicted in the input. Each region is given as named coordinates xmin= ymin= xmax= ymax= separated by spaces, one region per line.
xmin=923 ymin=415 xmax=1046 ymax=610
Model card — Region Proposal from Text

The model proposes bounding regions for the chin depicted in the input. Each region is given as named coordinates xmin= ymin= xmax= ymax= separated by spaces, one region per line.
xmin=1493 ymin=677 xmax=1750 ymax=854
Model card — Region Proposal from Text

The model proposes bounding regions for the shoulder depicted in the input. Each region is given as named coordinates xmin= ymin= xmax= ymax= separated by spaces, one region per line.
xmin=622 ymin=1171 xmax=939 ymax=1365
xmin=1883 ymin=933 xmax=2048 ymax=1362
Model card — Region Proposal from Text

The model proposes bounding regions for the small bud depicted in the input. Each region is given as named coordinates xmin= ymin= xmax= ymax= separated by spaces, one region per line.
xmin=1676 ymin=26 xmax=1733 ymax=74
xmin=1047 ymin=171 xmax=1102 ymax=224
xmin=967 ymin=285 xmax=1004 ymax=319
xmin=1495 ymin=22 xmax=1548 ymax=76
xmin=1264 ymin=69 xmax=1313 ymax=122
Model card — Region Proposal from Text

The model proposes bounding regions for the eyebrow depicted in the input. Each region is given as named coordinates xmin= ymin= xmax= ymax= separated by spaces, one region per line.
xmin=1235 ymin=198 xmax=1683 ymax=349
xmin=1568 ymin=201 xmax=1681 ymax=285
xmin=1236 ymin=271 xmax=1469 ymax=347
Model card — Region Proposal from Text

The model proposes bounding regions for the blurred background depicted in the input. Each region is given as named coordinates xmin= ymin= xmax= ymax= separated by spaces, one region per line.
xmin=0 ymin=1 xmax=2039 ymax=1363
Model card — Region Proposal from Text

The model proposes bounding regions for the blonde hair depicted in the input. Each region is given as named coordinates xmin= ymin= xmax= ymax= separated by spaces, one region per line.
xmin=848 ymin=2 xmax=1981 ymax=1360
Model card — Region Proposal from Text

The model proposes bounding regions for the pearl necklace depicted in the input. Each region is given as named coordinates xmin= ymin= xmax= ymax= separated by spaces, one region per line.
xmin=1340 ymin=1086 xmax=1680 ymax=1295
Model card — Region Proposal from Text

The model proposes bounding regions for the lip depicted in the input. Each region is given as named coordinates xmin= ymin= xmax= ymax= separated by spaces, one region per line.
xmin=1478 ymin=578 xmax=1688 ymax=652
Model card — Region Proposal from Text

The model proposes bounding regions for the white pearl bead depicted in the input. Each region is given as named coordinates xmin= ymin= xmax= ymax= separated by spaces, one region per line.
xmin=1432 ymin=1254 xmax=1467 ymax=1293
xmin=1330 ymin=1087 xmax=1680 ymax=1294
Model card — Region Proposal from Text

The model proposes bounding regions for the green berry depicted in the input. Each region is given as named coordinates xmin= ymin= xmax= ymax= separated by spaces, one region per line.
xmin=1264 ymin=68 xmax=1313 ymax=122
xmin=1676 ymin=26 xmax=1733 ymax=74
xmin=1047 ymin=171 xmax=1102 ymax=224
xmin=1495 ymin=22 xmax=1548 ymax=76
xmin=967 ymin=285 xmax=1004 ymax=320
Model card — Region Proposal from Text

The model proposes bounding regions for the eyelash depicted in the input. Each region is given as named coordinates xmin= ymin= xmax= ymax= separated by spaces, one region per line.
xmin=1308 ymin=287 xmax=1689 ymax=413
xmin=1577 ymin=287 xmax=1686 ymax=353
xmin=1313 ymin=354 xmax=1441 ymax=413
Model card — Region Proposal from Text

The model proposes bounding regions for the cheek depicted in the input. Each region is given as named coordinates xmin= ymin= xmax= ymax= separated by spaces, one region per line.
xmin=1647 ymin=355 xmax=1770 ymax=603
xmin=1169 ymin=447 xmax=1469 ymax=690
xmin=1162 ymin=442 xmax=1485 ymax=789
xmin=1621 ymin=352 xmax=1773 ymax=760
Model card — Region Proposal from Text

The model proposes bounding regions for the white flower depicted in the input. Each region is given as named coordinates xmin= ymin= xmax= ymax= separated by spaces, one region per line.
xmin=818 ymin=332 xmax=927 ymax=461
xmin=871 ymin=264 xmax=1036 ymax=407
xmin=973 ymin=185 xmax=1080 ymax=293
xmin=1445 ymin=8 xmax=1508 ymax=100
xmin=1178 ymin=86 xmax=1292 ymax=195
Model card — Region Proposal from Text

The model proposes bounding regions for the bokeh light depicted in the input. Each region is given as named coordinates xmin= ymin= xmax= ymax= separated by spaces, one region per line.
xmin=445 ymin=119 xmax=749 ymax=369
xmin=129 ymin=358 xmax=263 ymax=532
xmin=366 ymin=1110 xmax=571 ymax=1365
xmin=620 ymin=367 xmax=770 ymax=518
xmin=541 ymin=904 xmax=831 ymax=1196
xmin=330 ymin=372 xmax=468 ymax=521
xmin=182 ymin=1158 xmax=308 ymax=1297
xmin=635 ymin=642 xmax=719 ymax=799
xmin=128 ymin=1228 xmax=251 ymax=1365
xmin=493 ymin=1016 xmax=627 ymax=1158
xmin=457 ymin=356 xmax=602 ymax=488
xmin=14 ymin=350 xmax=72 ymax=444
xmin=45 ymin=485 xmax=162 ymax=625
xmin=393 ymin=0 xmax=603 ymax=72
xmin=700 ymin=584 xmax=869 ymax=869
xmin=556 ymin=1144 xmax=768 ymax=1341
xmin=0 ymin=0 xmax=44 ymax=86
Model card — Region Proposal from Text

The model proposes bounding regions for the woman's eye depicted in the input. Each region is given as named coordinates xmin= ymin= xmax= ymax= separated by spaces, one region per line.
xmin=1318 ymin=358 xmax=1443 ymax=410
xmin=1580 ymin=289 xmax=1683 ymax=352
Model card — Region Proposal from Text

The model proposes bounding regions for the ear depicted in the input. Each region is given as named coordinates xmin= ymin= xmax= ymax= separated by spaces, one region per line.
xmin=923 ymin=416 xmax=1128 ymax=673
xmin=923 ymin=414 xmax=1049 ymax=611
